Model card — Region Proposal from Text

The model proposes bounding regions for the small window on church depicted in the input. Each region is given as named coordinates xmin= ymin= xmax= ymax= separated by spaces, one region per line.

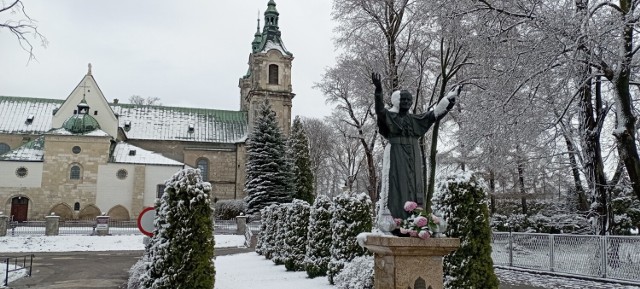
xmin=116 ymin=169 xmax=128 ymax=180
xmin=0 ymin=143 xmax=9 ymax=155
xmin=157 ymin=184 xmax=166 ymax=198
xmin=94 ymin=110 xmax=98 ymax=115
xmin=74 ymin=202 xmax=80 ymax=211
xmin=16 ymin=167 xmax=28 ymax=178
xmin=268 ymin=64 xmax=279 ymax=85
xmin=197 ymin=158 xmax=209 ymax=182
xmin=70 ymin=165 xmax=82 ymax=180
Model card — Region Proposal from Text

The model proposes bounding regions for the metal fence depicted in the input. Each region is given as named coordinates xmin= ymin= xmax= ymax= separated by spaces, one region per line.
xmin=492 ymin=232 xmax=640 ymax=283
xmin=2 ymin=254 xmax=33 ymax=286
xmin=6 ymin=220 xmax=140 ymax=236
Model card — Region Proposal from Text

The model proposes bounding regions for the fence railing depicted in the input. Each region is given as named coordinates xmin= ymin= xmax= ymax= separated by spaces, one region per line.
xmin=6 ymin=220 xmax=140 ymax=236
xmin=492 ymin=232 xmax=640 ymax=283
xmin=2 ymin=254 xmax=33 ymax=286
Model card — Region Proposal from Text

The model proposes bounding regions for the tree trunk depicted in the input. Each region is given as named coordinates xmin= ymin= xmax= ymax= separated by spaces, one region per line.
xmin=425 ymin=120 xmax=440 ymax=212
xmin=562 ymin=131 xmax=588 ymax=211
xmin=517 ymin=157 xmax=527 ymax=215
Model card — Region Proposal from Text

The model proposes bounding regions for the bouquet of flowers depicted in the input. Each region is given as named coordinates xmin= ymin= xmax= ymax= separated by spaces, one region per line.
xmin=396 ymin=201 xmax=447 ymax=239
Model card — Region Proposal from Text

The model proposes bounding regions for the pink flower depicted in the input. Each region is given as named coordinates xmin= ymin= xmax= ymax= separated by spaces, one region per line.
xmin=414 ymin=216 xmax=428 ymax=227
xmin=400 ymin=227 xmax=409 ymax=234
xmin=404 ymin=201 xmax=418 ymax=212
xmin=408 ymin=230 xmax=418 ymax=237
xmin=418 ymin=230 xmax=431 ymax=239
xmin=431 ymin=214 xmax=440 ymax=224
xmin=394 ymin=218 xmax=403 ymax=226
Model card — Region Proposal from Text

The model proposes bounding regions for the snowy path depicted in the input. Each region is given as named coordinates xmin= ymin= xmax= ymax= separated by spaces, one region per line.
xmin=2 ymin=234 xmax=638 ymax=289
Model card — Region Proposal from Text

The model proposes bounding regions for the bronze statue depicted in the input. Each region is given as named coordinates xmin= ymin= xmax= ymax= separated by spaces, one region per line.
xmin=372 ymin=72 xmax=459 ymax=220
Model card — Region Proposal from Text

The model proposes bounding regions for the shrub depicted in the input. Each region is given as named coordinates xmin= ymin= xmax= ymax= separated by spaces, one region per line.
xmin=283 ymin=199 xmax=311 ymax=271
xmin=333 ymin=255 xmax=374 ymax=289
xmin=305 ymin=194 xmax=333 ymax=278
xmin=271 ymin=204 xmax=288 ymax=265
xmin=214 ymin=199 xmax=245 ymax=219
xmin=256 ymin=204 xmax=274 ymax=256
xmin=434 ymin=171 xmax=499 ymax=289
xmin=139 ymin=168 xmax=215 ymax=289
xmin=328 ymin=192 xmax=372 ymax=284
xmin=126 ymin=257 xmax=146 ymax=289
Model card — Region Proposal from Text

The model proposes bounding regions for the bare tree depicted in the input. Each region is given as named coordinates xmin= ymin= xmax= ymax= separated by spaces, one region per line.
xmin=1 ymin=0 xmax=47 ymax=62
xmin=315 ymin=57 xmax=380 ymax=202
xmin=129 ymin=95 xmax=162 ymax=106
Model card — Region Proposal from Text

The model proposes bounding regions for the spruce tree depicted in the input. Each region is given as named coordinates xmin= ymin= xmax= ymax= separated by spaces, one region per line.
xmin=140 ymin=168 xmax=215 ymax=289
xmin=305 ymin=194 xmax=333 ymax=278
xmin=328 ymin=192 xmax=372 ymax=284
xmin=433 ymin=171 xmax=499 ymax=289
xmin=244 ymin=99 xmax=293 ymax=216
xmin=289 ymin=116 xmax=315 ymax=204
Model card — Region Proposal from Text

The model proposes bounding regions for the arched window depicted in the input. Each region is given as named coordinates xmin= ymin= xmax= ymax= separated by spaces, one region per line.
xmin=197 ymin=158 xmax=209 ymax=182
xmin=0 ymin=143 xmax=10 ymax=155
xmin=268 ymin=64 xmax=279 ymax=85
xmin=70 ymin=165 xmax=82 ymax=180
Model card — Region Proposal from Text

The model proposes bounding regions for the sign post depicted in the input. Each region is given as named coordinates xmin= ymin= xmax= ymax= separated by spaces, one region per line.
xmin=95 ymin=215 xmax=110 ymax=236
xmin=137 ymin=207 xmax=156 ymax=237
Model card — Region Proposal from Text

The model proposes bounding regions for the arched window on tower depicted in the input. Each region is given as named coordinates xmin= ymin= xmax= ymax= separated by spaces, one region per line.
xmin=197 ymin=158 xmax=209 ymax=182
xmin=269 ymin=64 xmax=279 ymax=85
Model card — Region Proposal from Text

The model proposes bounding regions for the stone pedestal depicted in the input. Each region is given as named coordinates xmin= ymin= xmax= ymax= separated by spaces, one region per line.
xmin=45 ymin=215 xmax=60 ymax=236
xmin=236 ymin=215 xmax=247 ymax=235
xmin=96 ymin=216 xmax=110 ymax=236
xmin=362 ymin=235 xmax=459 ymax=289
xmin=0 ymin=215 xmax=8 ymax=237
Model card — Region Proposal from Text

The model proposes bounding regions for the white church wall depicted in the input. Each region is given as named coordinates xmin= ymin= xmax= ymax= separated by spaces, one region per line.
xmin=96 ymin=163 xmax=134 ymax=214
xmin=52 ymin=73 xmax=119 ymax=137
xmin=0 ymin=161 xmax=43 ymax=188
xmin=142 ymin=165 xmax=183 ymax=207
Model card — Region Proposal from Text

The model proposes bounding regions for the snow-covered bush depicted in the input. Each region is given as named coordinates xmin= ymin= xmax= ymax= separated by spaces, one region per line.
xmin=256 ymin=204 xmax=275 ymax=256
xmin=126 ymin=257 xmax=146 ymax=289
xmin=434 ymin=171 xmax=499 ymax=289
xmin=214 ymin=199 xmax=245 ymax=219
xmin=139 ymin=168 xmax=215 ymax=289
xmin=271 ymin=204 xmax=288 ymax=265
xmin=283 ymin=199 xmax=311 ymax=271
xmin=333 ymin=255 xmax=374 ymax=289
xmin=328 ymin=192 xmax=372 ymax=284
xmin=305 ymin=194 xmax=333 ymax=278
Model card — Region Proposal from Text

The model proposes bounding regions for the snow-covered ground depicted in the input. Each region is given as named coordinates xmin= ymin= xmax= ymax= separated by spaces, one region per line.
xmin=1 ymin=234 xmax=638 ymax=289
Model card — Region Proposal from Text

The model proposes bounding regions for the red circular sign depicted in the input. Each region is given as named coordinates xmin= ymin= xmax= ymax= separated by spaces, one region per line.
xmin=137 ymin=207 xmax=156 ymax=237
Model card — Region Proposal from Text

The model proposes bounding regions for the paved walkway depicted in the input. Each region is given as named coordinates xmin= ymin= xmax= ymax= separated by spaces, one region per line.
xmin=5 ymin=248 xmax=252 ymax=289
xmin=6 ymin=248 xmax=634 ymax=289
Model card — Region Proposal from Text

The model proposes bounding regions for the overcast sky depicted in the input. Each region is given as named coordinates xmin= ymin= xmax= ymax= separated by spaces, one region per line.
xmin=0 ymin=0 xmax=337 ymax=119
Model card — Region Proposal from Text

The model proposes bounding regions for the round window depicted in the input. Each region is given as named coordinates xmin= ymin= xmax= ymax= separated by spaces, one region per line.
xmin=116 ymin=169 xmax=128 ymax=180
xmin=16 ymin=167 xmax=28 ymax=178
xmin=72 ymin=146 xmax=81 ymax=154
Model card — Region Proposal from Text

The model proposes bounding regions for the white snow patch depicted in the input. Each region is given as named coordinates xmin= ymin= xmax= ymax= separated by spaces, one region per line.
xmin=0 ymin=234 xmax=245 ymax=253
xmin=215 ymin=253 xmax=334 ymax=289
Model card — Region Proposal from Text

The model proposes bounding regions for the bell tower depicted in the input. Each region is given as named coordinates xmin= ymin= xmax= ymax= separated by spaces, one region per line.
xmin=239 ymin=0 xmax=295 ymax=136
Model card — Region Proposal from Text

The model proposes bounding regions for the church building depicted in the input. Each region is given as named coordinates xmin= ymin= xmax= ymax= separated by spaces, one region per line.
xmin=0 ymin=0 xmax=294 ymax=221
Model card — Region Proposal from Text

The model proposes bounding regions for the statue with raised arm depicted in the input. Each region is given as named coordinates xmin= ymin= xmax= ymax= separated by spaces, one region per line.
xmin=372 ymin=72 xmax=459 ymax=222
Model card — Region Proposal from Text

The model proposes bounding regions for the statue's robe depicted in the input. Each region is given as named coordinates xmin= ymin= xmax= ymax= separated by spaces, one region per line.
xmin=375 ymin=93 xmax=449 ymax=220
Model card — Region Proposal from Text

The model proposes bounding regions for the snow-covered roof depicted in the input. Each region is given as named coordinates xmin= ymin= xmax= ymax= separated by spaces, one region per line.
xmin=110 ymin=142 xmax=183 ymax=166
xmin=0 ymin=136 xmax=45 ymax=161
xmin=0 ymin=96 xmax=248 ymax=144
xmin=112 ymin=104 xmax=248 ymax=143
xmin=261 ymin=40 xmax=290 ymax=56
xmin=0 ymin=96 xmax=62 ymax=134
xmin=47 ymin=127 xmax=111 ymax=137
